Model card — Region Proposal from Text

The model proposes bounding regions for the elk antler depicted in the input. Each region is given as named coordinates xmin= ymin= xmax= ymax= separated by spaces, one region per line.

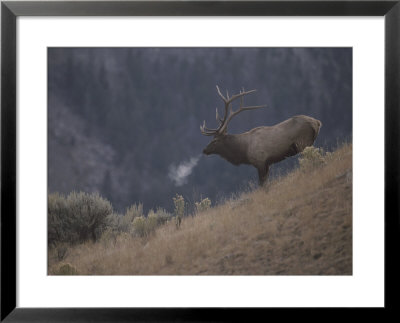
xmin=200 ymin=86 xmax=267 ymax=136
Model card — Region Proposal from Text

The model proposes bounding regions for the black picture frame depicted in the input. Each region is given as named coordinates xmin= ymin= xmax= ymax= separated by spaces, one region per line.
xmin=1 ymin=1 xmax=399 ymax=321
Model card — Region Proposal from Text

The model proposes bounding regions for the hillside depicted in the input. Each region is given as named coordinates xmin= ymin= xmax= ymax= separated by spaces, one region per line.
xmin=49 ymin=144 xmax=352 ymax=275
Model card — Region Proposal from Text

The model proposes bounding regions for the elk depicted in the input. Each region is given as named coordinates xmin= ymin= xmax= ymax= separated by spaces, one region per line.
xmin=200 ymin=86 xmax=322 ymax=186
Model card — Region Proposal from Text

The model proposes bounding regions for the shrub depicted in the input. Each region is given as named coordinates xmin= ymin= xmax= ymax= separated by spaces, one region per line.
xmin=173 ymin=194 xmax=185 ymax=228
xmin=173 ymin=194 xmax=185 ymax=217
xmin=105 ymin=203 xmax=144 ymax=234
xmin=195 ymin=197 xmax=211 ymax=214
xmin=175 ymin=216 xmax=182 ymax=229
xmin=48 ymin=193 xmax=69 ymax=247
xmin=48 ymin=191 xmax=113 ymax=246
xmin=125 ymin=203 xmax=144 ymax=221
xmin=123 ymin=203 xmax=144 ymax=232
xmin=146 ymin=210 xmax=159 ymax=234
xmin=153 ymin=207 xmax=173 ymax=226
xmin=105 ymin=213 xmax=121 ymax=232
xmin=66 ymin=191 xmax=113 ymax=242
xmin=132 ymin=216 xmax=148 ymax=237
xmin=130 ymin=208 xmax=172 ymax=238
xmin=298 ymin=146 xmax=329 ymax=172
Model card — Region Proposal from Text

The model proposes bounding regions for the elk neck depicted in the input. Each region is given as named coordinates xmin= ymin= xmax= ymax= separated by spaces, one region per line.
xmin=216 ymin=134 xmax=250 ymax=166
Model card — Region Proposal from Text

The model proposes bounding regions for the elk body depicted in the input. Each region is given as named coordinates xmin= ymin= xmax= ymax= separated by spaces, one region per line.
xmin=201 ymin=86 xmax=322 ymax=185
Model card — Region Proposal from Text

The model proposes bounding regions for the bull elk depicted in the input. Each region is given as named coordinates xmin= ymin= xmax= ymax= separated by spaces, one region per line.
xmin=200 ymin=86 xmax=322 ymax=186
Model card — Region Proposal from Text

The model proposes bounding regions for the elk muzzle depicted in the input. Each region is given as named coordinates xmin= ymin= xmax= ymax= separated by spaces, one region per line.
xmin=203 ymin=146 xmax=211 ymax=155
xmin=203 ymin=139 xmax=218 ymax=155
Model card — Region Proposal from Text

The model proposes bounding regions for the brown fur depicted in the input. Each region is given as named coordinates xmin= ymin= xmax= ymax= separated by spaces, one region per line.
xmin=203 ymin=115 xmax=322 ymax=185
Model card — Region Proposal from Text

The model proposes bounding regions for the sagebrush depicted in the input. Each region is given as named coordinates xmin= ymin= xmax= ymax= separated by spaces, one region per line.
xmin=48 ymin=191 xmax=112 ymax=246
xmin=298 ymin=146 xmax=332 ymax=172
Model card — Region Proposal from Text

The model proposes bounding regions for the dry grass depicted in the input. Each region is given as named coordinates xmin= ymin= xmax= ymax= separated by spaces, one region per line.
xmin=49 ymin=144 xmax=352 ymax=275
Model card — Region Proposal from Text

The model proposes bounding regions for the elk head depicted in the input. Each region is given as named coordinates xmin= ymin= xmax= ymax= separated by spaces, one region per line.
xmin=201 ymin=86 xmax=266 ymax=155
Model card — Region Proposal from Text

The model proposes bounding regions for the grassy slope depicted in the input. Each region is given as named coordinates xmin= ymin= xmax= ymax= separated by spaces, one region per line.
xmin=49 ymin=144 xmax=352 ymax=275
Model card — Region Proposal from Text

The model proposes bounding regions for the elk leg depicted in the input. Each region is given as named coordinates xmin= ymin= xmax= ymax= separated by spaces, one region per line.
xmin=258 ymin=164 xmax=270 ymax=186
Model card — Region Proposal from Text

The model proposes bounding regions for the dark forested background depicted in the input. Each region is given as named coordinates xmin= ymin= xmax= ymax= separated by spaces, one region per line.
xmin=48 ymin=48 xmax=352 ymax=213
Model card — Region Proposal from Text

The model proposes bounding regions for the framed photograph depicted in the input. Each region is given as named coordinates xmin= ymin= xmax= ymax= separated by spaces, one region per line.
xmin=1 ymin=0 xmax=399 ymax=321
